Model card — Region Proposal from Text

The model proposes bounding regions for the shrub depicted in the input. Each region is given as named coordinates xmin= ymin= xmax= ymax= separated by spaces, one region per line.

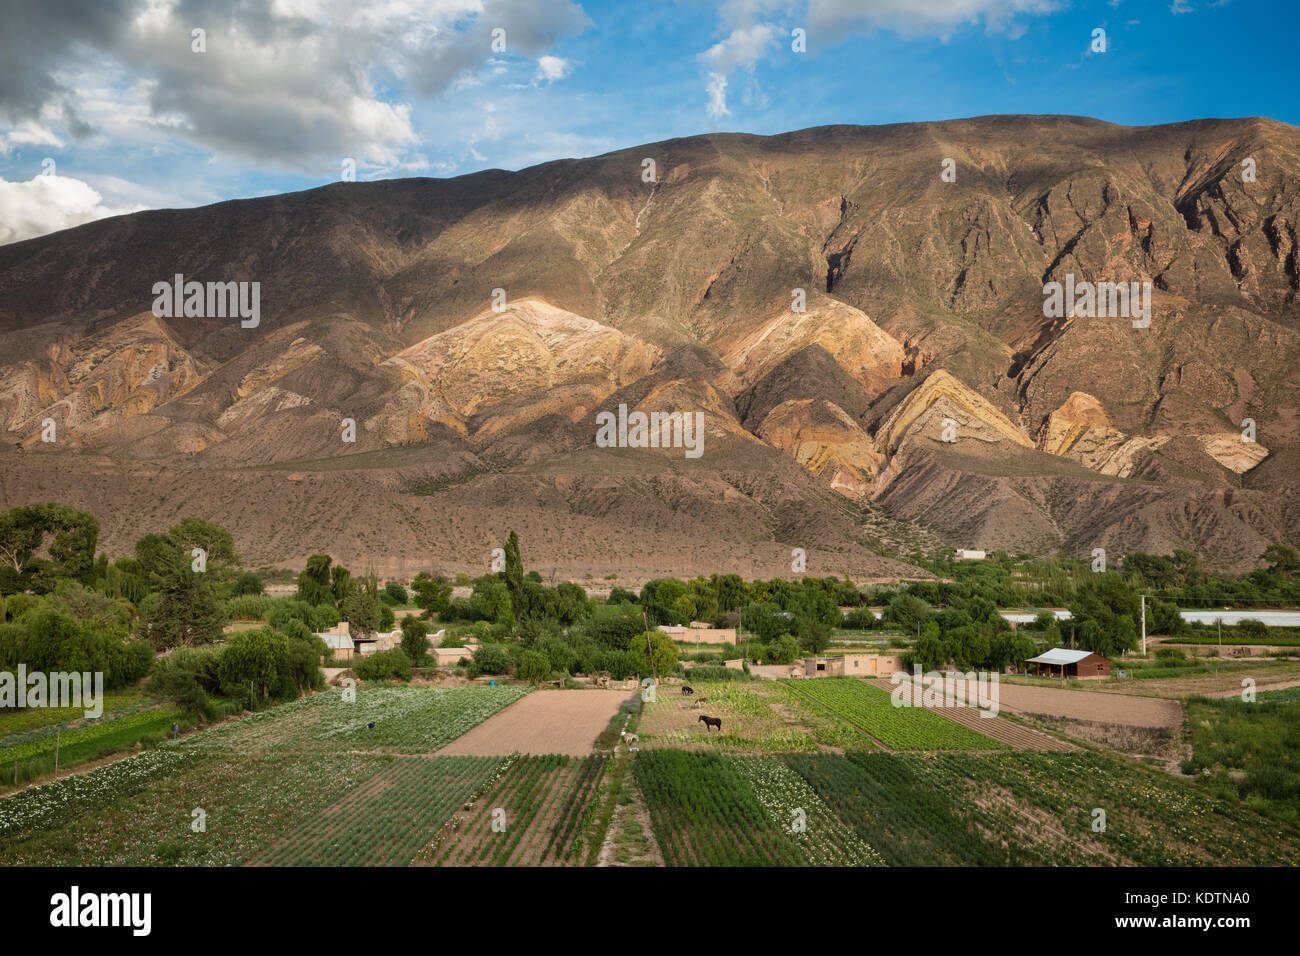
xmin=226 ymin=594 xmax=274 ymax=620
xmin=354 ymin=649 xmax=412 ymax=682
xmin=471 ymin=644 xmax=511 ymax=676
xmin=1237 ymin=619 xmax=1269 ymax=639
xmin=232 ymin=571 xmax=265 ymax=596
xmin=384 ymin=582 xmax=408 ymax=605
xmin=516 ymin=650 xmax=551 ymax=684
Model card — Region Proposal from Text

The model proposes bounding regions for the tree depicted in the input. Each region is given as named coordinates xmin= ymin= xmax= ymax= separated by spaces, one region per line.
xmin=471 ymin=644 xmax=511 ymax=675
xmin=1262 ymin=544 xmax=1300 ymax=579
xmin=741 ymin=601 xmax=794 ymax=643
xmin=355 ymin=648 xmax=412 ymax=682
xmin=168 ymin=517 xmax=240 ymax=590
xmin=0 ymin=503 xmax=100 ymax=593
xmin=886 ymin=593 xmax=932 ymax=635
xmin=516 ymin=649 xmax=551 ymax=684
xmin=342 ymin=571 xmax=381 ymax=639
xmin=469 ymin=575 xmax=513 ymax=624
xmin=1068 ymin=573 xmax=1140 ymax=659
xmin=410 ymin=572 xmax=453 ymax=617
xmin=330 ymin=565 xmax=353 ymax=606
xmin=218 ymin=627 xmax=286 ymax=701
xmin=629 ymin=630 xmax=678 ymax=680
xmin=233 ymin=571 xmax=265 ymax=596
xmin=641 ymin=579 xmax=688 ymax=626
xmin=503 ymin=530 xmax=525 ymax=612
xmin=137 ymin=529 xmax=225 ymax=650
xmin=400 ymin=617 xmax=429 ymax=664
xmin=296 ymin=554 xmax=334 ymax=606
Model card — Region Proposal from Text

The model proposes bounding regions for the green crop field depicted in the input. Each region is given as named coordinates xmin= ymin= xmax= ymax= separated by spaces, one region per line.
xmin=0 ymin=685 xmax=535 ymax=866
xmin=782 ymin=678 xmax=1003 ymax=750
xmin=632 ymin=750 xmax=1300 ymax=867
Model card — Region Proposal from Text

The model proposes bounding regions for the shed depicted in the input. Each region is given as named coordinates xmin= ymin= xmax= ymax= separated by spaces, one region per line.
xmin=317 ymin=631 xmax=355 ymax=661
xmin=1024 ymin=648 xmax=1110 ymax=679
xmin=800 ymin=656 xmax=845 ymax=678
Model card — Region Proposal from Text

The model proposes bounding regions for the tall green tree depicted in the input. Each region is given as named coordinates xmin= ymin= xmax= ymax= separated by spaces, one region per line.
xmin=503 ymin=530 xmax=525 ymax=616
xmin=342 ymin=570 xmax=381 ymax=639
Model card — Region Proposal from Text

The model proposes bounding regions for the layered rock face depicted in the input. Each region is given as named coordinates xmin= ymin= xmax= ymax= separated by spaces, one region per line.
xmin=1 ymin=115 xmax=1297 ymax=573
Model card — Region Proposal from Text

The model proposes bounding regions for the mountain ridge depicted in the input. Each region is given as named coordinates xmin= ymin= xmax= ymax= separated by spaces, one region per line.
xmin=2 ymin=114 xmax=1297 ymax=576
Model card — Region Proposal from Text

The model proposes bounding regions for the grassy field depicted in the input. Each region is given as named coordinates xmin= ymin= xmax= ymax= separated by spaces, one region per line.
xmin=1184 ymin=694 xmax=1300 ymax=826
xmin=636 ymin=679 xmax=873 ymax=752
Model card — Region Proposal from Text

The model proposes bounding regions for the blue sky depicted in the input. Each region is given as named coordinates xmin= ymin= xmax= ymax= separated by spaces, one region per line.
xmin=1 ymin=0 xmax=1296 ymax=244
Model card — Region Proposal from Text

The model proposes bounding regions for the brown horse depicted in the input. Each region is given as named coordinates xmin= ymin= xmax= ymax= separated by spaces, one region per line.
xmin=698 ymin=714 xmax=722 ymax=732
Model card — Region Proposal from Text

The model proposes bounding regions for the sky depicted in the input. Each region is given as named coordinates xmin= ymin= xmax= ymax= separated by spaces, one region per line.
xmin=1 ymin=0 xmax=1296 ymax=245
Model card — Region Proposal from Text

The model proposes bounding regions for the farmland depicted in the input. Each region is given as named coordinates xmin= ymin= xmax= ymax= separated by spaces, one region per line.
xmin=4 ymin=673 xmax=1300 ymax=869
xmin=0 ymin=685 xmax=532 ymax=865
xmin=0 ymin=691 xmax=186 ymax=787
xmin=423 ymin=754 xmax=609 ymax=865
xmin=783 ymin=678 xmax=1005 ymax=750
xmin=632 ymin=750 xmax=1300 ymax=867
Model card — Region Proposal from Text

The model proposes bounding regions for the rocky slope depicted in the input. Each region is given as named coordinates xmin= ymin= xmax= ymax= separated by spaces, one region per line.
xmin=1 ymin=115 xmax=1297 ymax=574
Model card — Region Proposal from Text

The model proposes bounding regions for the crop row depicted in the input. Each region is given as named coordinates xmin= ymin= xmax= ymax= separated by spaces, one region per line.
xmin=178 ymin=684 xmax=530 ymax=754
xmin=634 ymin=750 xmax=806 ymax=866
xmin=431 ymin=754 xmax=608 ymax=866
xmin=252 ymin=755 xmax=504 ymax=866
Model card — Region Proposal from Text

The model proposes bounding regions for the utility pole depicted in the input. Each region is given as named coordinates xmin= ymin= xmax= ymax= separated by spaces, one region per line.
xmin=1140 ymin=594 xmax=1147 ymax=656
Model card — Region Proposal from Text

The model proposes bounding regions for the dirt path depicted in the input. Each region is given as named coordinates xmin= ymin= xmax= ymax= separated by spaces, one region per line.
xmin=437 ymin=689 xmax=628 ymax=756
xmin=870 ymin=677 xmax=1182 ymax=728
xmin=1203 ymin=677 xmax=1300 ymax=699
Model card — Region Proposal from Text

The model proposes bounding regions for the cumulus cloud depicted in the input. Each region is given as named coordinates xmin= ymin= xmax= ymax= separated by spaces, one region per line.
xmin=0 ymin=0 xmax=590 ymax=173
xmin=536 ymin=55 xmax=572 ymax=83
xmin=0 ymin=174 xmax=143 ymax=245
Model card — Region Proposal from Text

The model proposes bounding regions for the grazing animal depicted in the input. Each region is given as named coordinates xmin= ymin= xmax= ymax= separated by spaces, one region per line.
xmin=682 ymin=685 xmax=694 ymax=696
xmin=620 ymin=731 xmax=639 ymax=744
xmin=693 ymin=697 xmax=708 ymax=707
xmin=698 ymin=715 xmax=722 ymax=732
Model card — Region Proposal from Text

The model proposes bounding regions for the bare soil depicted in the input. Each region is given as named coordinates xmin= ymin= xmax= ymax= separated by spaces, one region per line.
xmin=436 ymin=689 xmax=629 ymax=756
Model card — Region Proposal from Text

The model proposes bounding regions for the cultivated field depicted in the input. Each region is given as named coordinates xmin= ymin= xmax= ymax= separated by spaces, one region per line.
xmin=633 ymin=749 xmax=1300 ymax=867
xmin=4 ymin=671 xmax=1298 ymax=868
xmin=421 ymin=754 xmax=608 ymax=866
xmin=785 ymin=678 xmax=1004 ymax=750
xmin=636 ymin=679 xmax=871 ymax=752
xmin=436 ymin=689 xmax=625 ymax=756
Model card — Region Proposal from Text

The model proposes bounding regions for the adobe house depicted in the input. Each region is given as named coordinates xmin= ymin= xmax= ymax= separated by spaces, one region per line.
xmin=1024 ymin=648 xmax=1111 ymax=679
xmin=800 ymin=656 xmax=845 ymax=678
xmin=839 ymin=653 xmax=906 ymax=677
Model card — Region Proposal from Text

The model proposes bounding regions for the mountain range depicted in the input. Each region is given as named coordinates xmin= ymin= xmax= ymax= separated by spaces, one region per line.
xmin=1 ymin=114 xmax=1297 ymax=580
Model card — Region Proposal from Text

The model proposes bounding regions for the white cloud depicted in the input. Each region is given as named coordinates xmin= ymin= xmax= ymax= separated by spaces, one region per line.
xmin=0 ymin=0 xmax=590 ymax=174
xmin=702 ymin=23 xmax=781 ymax=73
xmin=0 ymin=174 xmax=144 ymax=245
xmin=536 ymin=55 xmax=571 ymax=83
xmin=706 ymin=73 xmax=730 ymax=120
xmin=0 ymin=120 xmax=64 ymax=155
